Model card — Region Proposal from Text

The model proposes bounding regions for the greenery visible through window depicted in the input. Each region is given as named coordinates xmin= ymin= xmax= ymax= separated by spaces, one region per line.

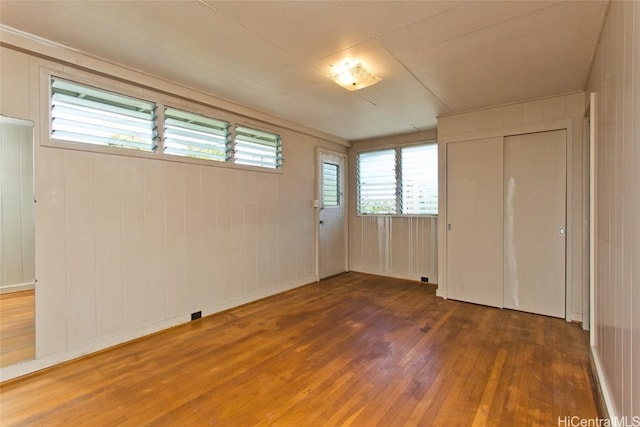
xmin=234 ymin=125 xmax=283 ymax=169
xmin=357 ymin=143 xmax=438 ymax=215
xmin=51 ymin=77 xmax=157 ymax=151
xmin=164 ymin=107 xmax=230 ymax=162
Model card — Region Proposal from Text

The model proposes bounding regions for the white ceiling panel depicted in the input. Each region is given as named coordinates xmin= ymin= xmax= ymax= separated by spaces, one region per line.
xmin=0 ymin=0 xmax=609 ymax=141
xmin=402 ymin=1 xmax=608 ymax=111
xmin=378 ymin=1 xmax=560 ymax=65
xmin=211 ymin=1 xmax=373 ymax=62
xmin=337 ymin=1 xmax=462 ymax=38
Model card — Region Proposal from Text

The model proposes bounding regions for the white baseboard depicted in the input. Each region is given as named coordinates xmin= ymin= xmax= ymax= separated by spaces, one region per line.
xmin=0 ymin=283 xmax=35 ymax=294
xmin=349 ymin=266 xmax=437 ymax=284
xmin=590 ymin=346 xmax=617 ymax=420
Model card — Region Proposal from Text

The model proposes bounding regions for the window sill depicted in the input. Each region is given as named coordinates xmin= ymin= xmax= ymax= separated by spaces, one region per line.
xmin=41 ymin=138 xmax=284 ymax=175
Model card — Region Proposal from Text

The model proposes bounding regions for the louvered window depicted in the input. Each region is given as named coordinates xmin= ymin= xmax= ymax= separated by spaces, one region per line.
xmin=234 ymin=126 xmax=282 ymax=169
xmin=50 ymin=77 xmax=157 ymax=151
xmin=164 ymin=107 xmax=230 ymax=162
xmin=357 ymin=143 xmax=438 ymax=215
xmin=49 ymin=75 xmax=285 ymax=171
xmin=401 ymin=144 xmax=438 ymax=215
xmin=357 ymin=149 xmax=398 ymax=214
xmin=322 ymin=162 xmax=340 ymax=207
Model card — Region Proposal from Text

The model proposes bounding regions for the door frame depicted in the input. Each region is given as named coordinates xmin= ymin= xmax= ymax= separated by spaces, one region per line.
xmin=439 ymin=118 xmax=575 ymax=321
xmin=315 ymin=148 xmax=348 ymax=281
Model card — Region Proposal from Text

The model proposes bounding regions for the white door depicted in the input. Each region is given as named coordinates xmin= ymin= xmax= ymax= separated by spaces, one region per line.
xmin=503 ymin=130 xmax=566 ymax=318
xmin=318 ymin=152 xmax=346 ymax=279
xmin=446 ymin=137 xmax=504 ymax=307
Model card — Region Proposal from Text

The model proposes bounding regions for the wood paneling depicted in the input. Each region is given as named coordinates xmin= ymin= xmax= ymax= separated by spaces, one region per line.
xmin=586 ymin=0 xmax=639 ymax=419
xmin=64 ymin=150 xmax=97 ymax=346
xmin=94 ymin=155 xmax=123 ymax=336
xmin=350 ymin=215 xmax=438 ymax=281
xmin=34 ymin=148 xmax=67 ymax=356
xmin=0 ymin=49 xmax=30 ymax=119
xmin=0 ymin=273 xmax=600 ymax=426
xmin=30 ymin=141 xmax=325 ymax=359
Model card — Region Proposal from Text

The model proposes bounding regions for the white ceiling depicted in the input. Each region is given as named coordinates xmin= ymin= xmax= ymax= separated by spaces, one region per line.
xmin=0 ymin=1 xmax=608 ymax=141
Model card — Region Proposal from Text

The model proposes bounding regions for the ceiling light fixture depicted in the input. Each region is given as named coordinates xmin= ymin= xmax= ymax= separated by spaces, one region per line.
xmin=329 ymin=62 xmax=381 ymax=91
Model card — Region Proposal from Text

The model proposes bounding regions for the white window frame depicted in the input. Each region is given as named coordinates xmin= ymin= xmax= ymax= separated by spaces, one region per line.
xmin=357 ymin=148 xmax=398 ymax=215
xmin=50 ymin=76 xmax=159 ymax=152
xmin=321 ymin=161 xmax=341 ymax=207
xmin=40 ymin=67 xmax=284 ymax=173
xmin=356 ymin=141 xmax=438 ymax=217
xmin=233 ymin=124 xmax=283 ymax=170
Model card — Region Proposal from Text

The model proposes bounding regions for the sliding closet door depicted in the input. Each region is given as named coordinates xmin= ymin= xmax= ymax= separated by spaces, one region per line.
xmin=503 ymin=130 xmax=566 ymax=318
xmin=446 ymin=137 xmax=503 ymax=307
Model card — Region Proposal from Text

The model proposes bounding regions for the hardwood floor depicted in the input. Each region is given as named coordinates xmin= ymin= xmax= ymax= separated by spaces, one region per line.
xmin=0 ymin=273 xmax=600 ymax=426
xmin=0 ymin=290 xmax=35 ymax=368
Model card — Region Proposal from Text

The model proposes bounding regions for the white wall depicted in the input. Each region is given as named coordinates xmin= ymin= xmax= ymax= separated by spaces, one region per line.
xmin=0 ymin=36 xmax=346 ymax=380
xmin=348 ymin=130 xmax=438 ymax=282
xmin=437 ymin=92 xmax=588 ymax=322
xmin=0 ymin=118 xmax=35 ymax=293
xmin=586 ymin=0 xmax=639 ymax=419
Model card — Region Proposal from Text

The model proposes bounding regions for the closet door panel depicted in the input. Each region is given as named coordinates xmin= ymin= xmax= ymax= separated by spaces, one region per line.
xmin=503 ymin=130 xmax=567 ymax=318
xmin=446 ymin=137 xmax=503 ymax=307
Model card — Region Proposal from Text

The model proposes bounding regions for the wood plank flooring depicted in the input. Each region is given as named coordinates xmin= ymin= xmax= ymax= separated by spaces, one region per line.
xmin=0 ymin=273 xmax=600 ymax=426
xmin=0 ymin=290 xmax=35 ymax=368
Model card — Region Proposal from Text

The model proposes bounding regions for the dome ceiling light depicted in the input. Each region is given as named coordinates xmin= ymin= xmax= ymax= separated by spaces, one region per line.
xmin=328 ymin=61 xmax=381 ymax=91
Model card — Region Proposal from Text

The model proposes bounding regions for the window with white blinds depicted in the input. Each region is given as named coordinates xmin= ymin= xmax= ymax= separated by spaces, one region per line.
xmin=357 ymin=143 xmax=438 ymax=215
xmin=164 ymin=107 xmax=230 ymax=162
xmin=51 ymin=77 xmax=157 ymax=151
xmin=234 ymin=125 xmax=282 ymax=169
